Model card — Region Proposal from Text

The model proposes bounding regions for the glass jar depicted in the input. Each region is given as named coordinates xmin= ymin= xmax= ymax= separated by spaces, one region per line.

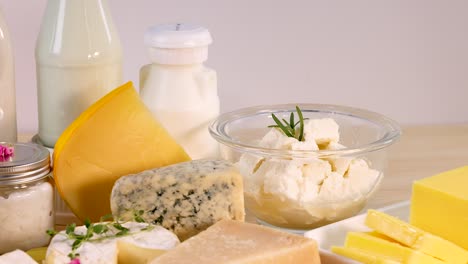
xmin=0 ymin=143 xmax=54 ymax=254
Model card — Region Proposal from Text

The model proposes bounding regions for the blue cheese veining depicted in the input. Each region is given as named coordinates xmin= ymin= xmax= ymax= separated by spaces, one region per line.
xmin=110 ymin=160 xmax=245 ymax=240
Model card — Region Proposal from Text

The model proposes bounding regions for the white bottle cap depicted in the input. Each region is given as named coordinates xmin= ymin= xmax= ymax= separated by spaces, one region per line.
xmin=144 ymin=23 xmax=213 ymax=65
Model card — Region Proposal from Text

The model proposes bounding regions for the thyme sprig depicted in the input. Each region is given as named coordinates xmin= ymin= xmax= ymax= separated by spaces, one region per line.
xmin=46 ymin=212 xmax=154 ymax=261
xmin=269 ymin=106 xmax=308 ymax=141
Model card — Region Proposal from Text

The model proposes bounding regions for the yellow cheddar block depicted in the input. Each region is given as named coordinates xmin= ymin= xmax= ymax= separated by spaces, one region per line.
xmin=331 ymin=246 xmax=399 ymax=264
xmin=366 ymin=210 xmax=468 ymax=264
xmin=344 ymin=232 xmax=444 ymax=264
xmin=53 ymin=82 xmax=190 ymax=221
xmin=410 ymin=166 xmax=468 ymax=250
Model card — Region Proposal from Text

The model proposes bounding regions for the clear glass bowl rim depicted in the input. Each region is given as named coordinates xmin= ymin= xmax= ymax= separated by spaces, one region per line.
xmin=209 ymin=103 xmax=402 ymax=158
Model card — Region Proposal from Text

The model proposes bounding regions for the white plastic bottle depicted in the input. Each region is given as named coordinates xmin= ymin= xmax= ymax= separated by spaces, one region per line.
xmin=36 ymin=0 xmax=123 ymax=147
xmin=0 ymin=7 xmax=17 ymax=142
xmin=140 ymin=24 xmax=219 ymax=159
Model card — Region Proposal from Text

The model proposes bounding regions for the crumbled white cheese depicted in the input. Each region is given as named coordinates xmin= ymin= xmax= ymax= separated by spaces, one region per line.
xmin=238 ymin=118 xmax=381 ymax=227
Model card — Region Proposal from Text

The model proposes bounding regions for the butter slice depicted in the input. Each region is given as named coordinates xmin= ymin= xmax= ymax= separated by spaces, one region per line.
xmin=366 ymin=210 xmax=468 ymax=264
xmin=151 ymin=220 xmax=320 ymax=264
xmin=345 ymin=232 xmax=444 ymax=264
xmin=410 ymin=166 xmax=468 ymax=250
xmin=331 ymin=246 xmax=399 ymax=264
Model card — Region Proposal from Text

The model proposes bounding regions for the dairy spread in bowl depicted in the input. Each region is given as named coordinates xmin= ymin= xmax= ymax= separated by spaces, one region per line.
xmin=210 ymin=104 xmax=401 ymax=231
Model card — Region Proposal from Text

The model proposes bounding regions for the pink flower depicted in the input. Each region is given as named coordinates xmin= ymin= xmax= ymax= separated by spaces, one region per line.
xmin=69 ymin=258 xmax=80 ymax=264
xmin=0 ymin=144 xmax=14 ymax=161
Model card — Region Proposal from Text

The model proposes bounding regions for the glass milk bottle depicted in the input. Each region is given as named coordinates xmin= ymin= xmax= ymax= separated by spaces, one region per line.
xmin=36 ymin=0 xmax=123 ymax=147
xmin=140 ymin=24 xmax=219 ymax=159
xmin=0 ymin=7 xmax=17 ymax=142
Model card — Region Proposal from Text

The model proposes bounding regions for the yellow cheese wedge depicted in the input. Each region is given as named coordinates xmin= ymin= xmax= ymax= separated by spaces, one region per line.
xmin=410 ymin=166 xmax=468 ymax=250
xmin=366 ymin=209 xmax=468 ymax=264
xmin=150 ymin=220 xmax=320 ymax=264
xmin=331 ymin=246 xmax=400 ymax=264
xmin=26 ymin=247 xmax=47 ymax=263
xmin=53 ymin=81 xmax=190 ymax=221
xmin=117 ymin=241 xmax=166 ymax=264
xmin=344 ymin=232 xmax=444 ymax=264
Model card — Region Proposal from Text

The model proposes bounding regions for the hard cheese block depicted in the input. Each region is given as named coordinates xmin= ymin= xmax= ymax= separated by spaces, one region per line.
xmin=111 ymin=160 xmax=245 ymax=241
xmin=366 ymin=209 xmax=468 ymax=264
xmin=150 ymin=220 xmax=320 ymax=264
xmin=343 ymin=232 xmax=444 ymax=264
xmin=0 ymin=250 xmax=38 ymax=264
xmin=53 ymin=81 xmax=190 ymax=221
xmin=410 ymin=166 xmax=468 ymax=250
xmin=46 ymin=222 xmax=179 ymax=264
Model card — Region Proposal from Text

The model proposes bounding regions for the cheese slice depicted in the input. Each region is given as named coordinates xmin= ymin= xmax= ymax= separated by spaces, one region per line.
xmin=150 ymin=219 xmax=320 ymax=264
xmin=0 ymin=249 xmax=38 ymax=264
xmin=410 ymin=166 xmax=468 ymax=250
xmin=366 ymin=209 xmax=468 ymax=264
xmin=345 ymin=232 xmax=444 ymax=264
xmin=111 ymin=160 xmax=245 ymax=241
xmin=53 ymin=81 xmax=190 ymax=221
xmin=117 ymin=241 xmax=166 ymax=264
xmin=46 ymin=222 xmax=179 ymax=264
xmin=331 ymin=246 xmax=400 ymax=264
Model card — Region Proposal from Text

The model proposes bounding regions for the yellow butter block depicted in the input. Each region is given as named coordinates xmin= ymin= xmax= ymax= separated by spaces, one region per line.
xmin=332 ymin=246 xmax=400 ymax=264
xmin=345 ymin=232 xmax=445 ymax=264
xmin=366 ymin=209 xmax=468 ymax=264
xmin=410 ymin=166 xmax=468 ymax=250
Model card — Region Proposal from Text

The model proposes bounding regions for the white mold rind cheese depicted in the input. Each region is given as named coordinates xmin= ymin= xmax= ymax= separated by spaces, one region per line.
xmin=111 ymin=160 xmax=245 ymax=240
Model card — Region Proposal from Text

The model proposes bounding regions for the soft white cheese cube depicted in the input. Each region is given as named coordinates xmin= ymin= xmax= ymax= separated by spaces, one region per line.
xmin=0 ymin=249 xmax=37 ymax=264
xmin=299 ymin=159 xmax=332 ymax=203
xmin=304 ymin=118 xmax=340 ymax=145
xmin=259 ymin=128 xmax=300 ymax=149
xmin=258 ymin=159 xmax=304 ymax=202
xmin=325 ymin=142 xmax=352 ymax=175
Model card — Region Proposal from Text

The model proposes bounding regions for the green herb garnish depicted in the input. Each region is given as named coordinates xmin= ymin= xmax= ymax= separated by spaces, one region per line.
xmin=46 ymin=213 xmax=153 ymax=261
xmin=269 ymin=106 xmax=308 ymax=141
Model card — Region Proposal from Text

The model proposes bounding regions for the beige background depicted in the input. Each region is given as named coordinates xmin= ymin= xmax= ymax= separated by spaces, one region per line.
xmin=1 ymin=0 xmax=468 ymax=134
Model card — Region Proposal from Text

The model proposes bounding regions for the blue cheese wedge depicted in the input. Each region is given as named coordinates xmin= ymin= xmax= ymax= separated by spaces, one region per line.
xmin=111 ymin=160 xmax=245 ymax=240
xmin=45 ymin=222 xmax=179 ymax=264
xmin=0 ymin=249 xmax=37 ymax=264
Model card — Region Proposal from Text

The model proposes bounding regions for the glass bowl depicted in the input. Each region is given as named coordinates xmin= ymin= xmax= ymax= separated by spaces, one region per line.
xmin=209 ymin=104 xmax=401 ymax=232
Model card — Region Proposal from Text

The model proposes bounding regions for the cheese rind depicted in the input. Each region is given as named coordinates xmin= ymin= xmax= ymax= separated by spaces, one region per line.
xmin=344 ymin=232 xmax=444 ymax=264
xmin=111 ymin=160 xmax=245 ymax=241
xmin=410 ymin=166 xmax=468 ymax=250
xmin=150 ymin=220 xmax=320 ymax=264
xmin=53 ymin=82 xmax=190 ymax=221
xmin=45 ymin=222 xmax=179 ymax=264
xmin=0 ymin=249 xmax=38 ymax=264
xmin=366 ymin=209 xmax=468 ymax=264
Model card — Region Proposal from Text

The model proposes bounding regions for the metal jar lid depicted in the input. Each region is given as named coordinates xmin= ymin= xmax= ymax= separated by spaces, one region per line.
xmin=0 ymin=142 xmax=51 ymax=185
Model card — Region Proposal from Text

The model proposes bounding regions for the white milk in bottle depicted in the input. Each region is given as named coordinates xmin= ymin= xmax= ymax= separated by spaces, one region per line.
xmin=140 ymin=24 xmax=219 ymax=159
xmin=36 ymin=0 xmax=123 ymax=147
xmin=0 ymin=7 xmax=17 ymax=142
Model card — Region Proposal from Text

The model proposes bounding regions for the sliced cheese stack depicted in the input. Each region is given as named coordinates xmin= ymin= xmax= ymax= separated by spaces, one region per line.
xmin=53 ymin=81 xmax=190 ymax=221
xmin=111 ymin=160 xmax=245 ymax=240
xmin=410 ymin=166 xmax=468 ymax=250
xmin=333 ymin=232 xmax=444 ymax=264
xmin=46 ymin=222 xmax=179 ymax=264
xmin=150 ymin=220 xmax=321 ymax=264
xmin=366 ymin=210 xmax=468 ymax=263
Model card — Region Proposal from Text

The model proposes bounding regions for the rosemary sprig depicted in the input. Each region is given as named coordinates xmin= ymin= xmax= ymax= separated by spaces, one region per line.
xmin=269 ymin=106 xmax=308 ymax=141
